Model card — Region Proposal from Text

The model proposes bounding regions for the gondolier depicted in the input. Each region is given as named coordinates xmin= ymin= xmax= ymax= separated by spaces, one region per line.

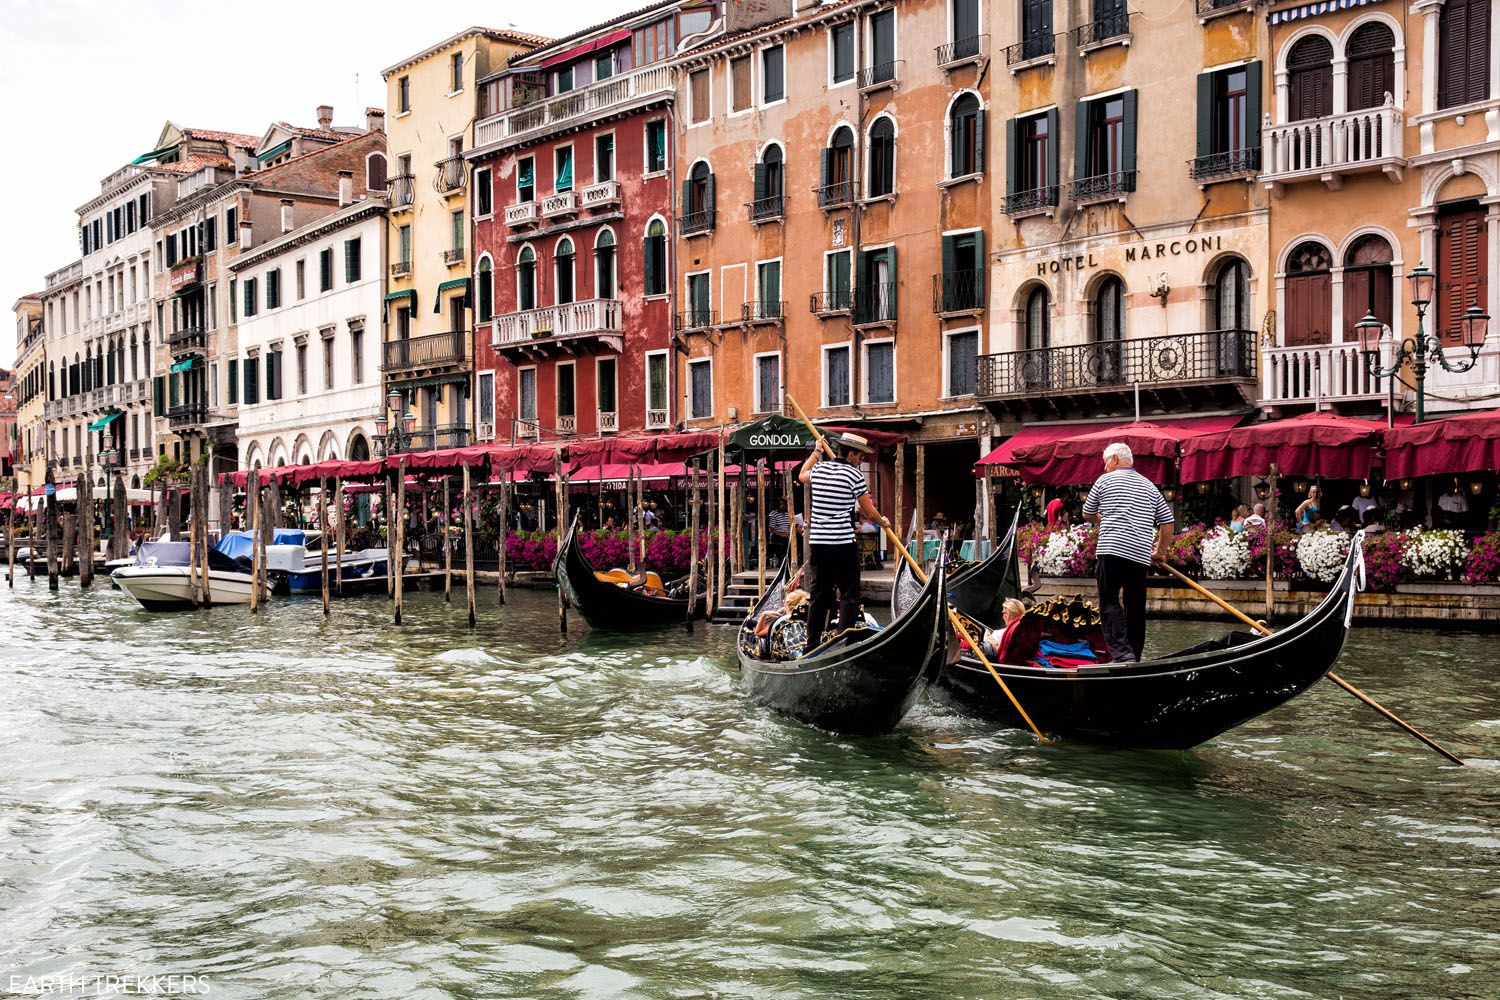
xmin=1082 ymin=442 xmax=1174 ymax=663
xmin=799 ymin=431 xmax=890 ymax=644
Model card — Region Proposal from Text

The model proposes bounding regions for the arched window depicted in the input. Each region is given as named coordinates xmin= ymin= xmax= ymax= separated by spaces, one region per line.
xmin=594 ymin=229 xmax=617 ymax=300
xmin=1211 ymin=258 xmax=1251 ymax=331
xmin=644 ymin=219 xmax=667 ymax=296
xmin=1342 ymin=234 xmax=1393 ymax=332
xmin=820 ymin=126 xmax=855 ymax=205
xmin=1024 ymin=286 xmax=1050 ymax=350
xmin=948 ymin=94 xmax=984 ymax=177
xmin=554 ymin=237 xmax=575 ymax=305
xmin=867 ymin=117 xmax=896 ymax=198
xmin=517 ymin=246 xmax=537 ymax=312
xmin=349 ymin=434 xmax=370 ymax=461
xmin=1347 ymin=23 xmax=1396 ymax=111
xmin=477 ymin=256 xmax=494 ymax=322
xmin=365 ymin=152 xmax=388 ymax=192
xmin=684 ymin=161 xmax=714 ymax=229
xmin=754 ymin=145 xmax=784 ymax=219
xmin=1093 ymin=276 xmax=1124 ymax=341
xmin=1287 ymin=35 xmax=1334 ymax=121
xmin=1284 ymin=241 xmax=1333 ymax=346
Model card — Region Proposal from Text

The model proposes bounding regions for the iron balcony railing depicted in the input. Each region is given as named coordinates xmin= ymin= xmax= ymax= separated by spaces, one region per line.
xmin=810 ymin=289 xmax=853 ymax=315
xmin=976 ymin=329 xmax=1256 ymax=399
xmin=168 ymin=327 xmax=205 ymax=353
xmin=937 ymin=34 xmax=987 ymax=65
xmin=933 ymin=270 xmax=985 ymax=314
xmin=815 ymin=180 xmax=855 ymax=209
xmin=1003 ymin=185 xmax=1060 ymax=216
xmin=1196 ymin=0 xmax=1257 ymax=16
xmin=405 ymin=423 xmax=470 ymax=452
xmin=442 ymin=247 xmax=465 ymax=264
xmin=748 ymin=194 xmax=784 ymax=222
xmin=1190 ymin=147 xmax=1262 ymax=182
xmin=742 ymin=300 xmax=786 ymax=323
xmin=675 ymin=308 xmax=717 ymax=331
xmin=390 ymin=260 xmax=412 ymax=278
xmin=433 ymin=156 xmax=467 ymax=194
xmin=168 ymin=403 xmax=207 ymax=428
xmin=857 ymin=60 xmax=902 ymax=90
xmin=680 ymin=208 xmax=716 ymax=235
xmin=1005 ymin=33 xmax=1055 ymax=65
xmin=1071 ymin=170 xmax=1136 ymax=203
xmin=387 ymin=173 xmax=416 ymax=209
xmin=854 ymin=282 xmax=898 ymax=326
xmin=382 ymin=330 xmax=467 ymax=372
xmin=1073 ymin=13 xmax=1131 ymax=47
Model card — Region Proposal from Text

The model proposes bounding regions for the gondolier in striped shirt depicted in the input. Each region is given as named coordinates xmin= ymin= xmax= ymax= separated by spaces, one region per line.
xmin=799 ymin=432 xmax=890 ymax=645
xmin=1082 ymin=442 xmax=1175 ymax=663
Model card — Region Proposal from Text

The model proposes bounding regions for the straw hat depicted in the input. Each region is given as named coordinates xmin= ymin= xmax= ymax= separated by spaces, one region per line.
xmin=835 ymin=431 xmax=874 ymax=454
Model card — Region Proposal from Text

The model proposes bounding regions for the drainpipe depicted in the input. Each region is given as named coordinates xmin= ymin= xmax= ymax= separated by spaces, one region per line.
xmin=850 ymin=4 xmax=868 ymax=431
xmin=668 ymin=99 xmax=682 ymax=430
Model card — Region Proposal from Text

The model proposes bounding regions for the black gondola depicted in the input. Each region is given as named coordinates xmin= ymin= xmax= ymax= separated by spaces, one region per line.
xmin=737 ymin=556 xmax=953 ymax=736
xmin=896 ymin=532 xmax=1366 ymax=749
xmin=554 ymin=514 xmax=696 ymax=631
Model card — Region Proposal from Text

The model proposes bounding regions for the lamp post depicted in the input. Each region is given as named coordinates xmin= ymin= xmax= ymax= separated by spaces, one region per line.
xmin=99 ymin=446 xmax=119 ymax=542
xmin=374 ymin=387 xmax=418 ymax=457
xmin=1357 ymin=263 xmax=1490 ymax=424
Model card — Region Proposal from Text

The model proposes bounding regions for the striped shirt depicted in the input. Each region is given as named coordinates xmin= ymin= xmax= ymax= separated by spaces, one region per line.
xmin=1082 ymin=467 xmax=1174 ymax=565
xmin=768 ymin=510 xmax=790 ymax=537
xmin=807 ymin=460 xmax=869 ymax=545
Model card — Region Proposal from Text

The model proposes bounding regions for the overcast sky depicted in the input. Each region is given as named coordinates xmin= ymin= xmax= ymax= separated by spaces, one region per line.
xmin=0 ymin=0 xmax=620 ymax=367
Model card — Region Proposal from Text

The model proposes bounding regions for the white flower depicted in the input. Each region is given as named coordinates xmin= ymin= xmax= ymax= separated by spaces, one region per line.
xmin=1033 ymin=524 xmax=1091 ymax=577
xmin=1296 ymin=530 xmax=1350 ymax=583
xmin=1201 ymin=526 xmax=1252 ymax=579
xmin=1401 ymin=528 xmax=1469 ymax=580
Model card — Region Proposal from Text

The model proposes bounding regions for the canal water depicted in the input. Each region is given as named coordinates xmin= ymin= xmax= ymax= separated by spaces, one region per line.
xmin=0 ymin=577 xmax=1496 ymax=999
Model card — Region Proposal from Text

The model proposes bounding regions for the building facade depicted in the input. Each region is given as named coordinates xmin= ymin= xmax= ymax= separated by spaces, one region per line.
xmin=228 ymin=197 xmax=387 ymax=470
xmin=10 ymin=293 xmax=43 ymax=486
xmin=1260 ymin=0 xmax=1497 ymax=418
xmin=380 ymin=27 xmax=548 ymax=454
xmin=470 ymin=7 xmax=682 ymax=444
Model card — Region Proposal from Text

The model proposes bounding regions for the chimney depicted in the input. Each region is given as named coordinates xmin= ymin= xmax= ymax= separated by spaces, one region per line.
xmin=365 ymin=107 xmax=386 ymax=133
xmin=280 ymin=199 xmax=294 ymax=234
xmin=337 ymin=170 xmax=354 ymax=208
xmin=316 ymin=105 xmax=334 ymax=130
xmin=239 ymin=218 xmax=252 ymax=250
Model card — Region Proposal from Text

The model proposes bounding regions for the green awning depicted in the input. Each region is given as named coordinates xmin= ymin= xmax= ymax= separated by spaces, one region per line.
xmin=395 ymin=373 xmax=469 ymax=390
xmin=132 ymin=145 xmax=175 ymax=165
xmin=384 ymin=289 xmax=418 ymax=303
xmin=169 ymin=358 xmax=196 ymax=373
xmin=87 ymin=412 xmax=122 ymax=432
xmin=256 ymin=140 xmax=291 ymax=162
xmin=436 ymin=278 xmax=470 ymax=293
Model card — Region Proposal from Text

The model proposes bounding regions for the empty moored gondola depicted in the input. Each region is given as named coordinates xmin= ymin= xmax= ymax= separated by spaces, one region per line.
xmin=554 ymin=514 xmax=697 ymax=631
xmin=737 ymin=557 xmax=953 ymax=736
xmin=896 ymin=532 xmax=1366 ymax=749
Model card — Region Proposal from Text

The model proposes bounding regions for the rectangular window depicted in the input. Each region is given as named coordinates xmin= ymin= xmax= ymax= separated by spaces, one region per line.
xmin=824 ymin=345 xmax=851 ymax=407
xmin=398 ymin=75 xmax=411 ymax=113
xmin=762 ymin=45 xmax=785 ymax=103
xmin=351 ymin=328 xmax=364 ymax=384
xmin=323 ymin=334 xmax=335 ymax=389
xmin=476 ymin=167 xmax=493 ymax=216
xmin=1014 ymin=111 xmax=1054 ymax=193
xmin=865 ymin=341 xmax=895 ymax=403
xmin=756 ymin=260 xmax=782 ymax=318
xmin=690 ymin=69 xmax=711 ymax=123
xmin=1077 ymin=91 xmax=1137 ymax=191
xmin=228 ymin=358 xmax=239 ymax=404
xmin=555 ymin=146 xmax=574 ymax=191
xmin=633 ymin=19 xmax=676 ymax=67
xmin=243 ymin=357 xmax=259 ymax=405
xmin=518 ymin=156 xmax=536 ymax=202
xmin=450 ymin=211 xmax=464 ymax=252
xmin=478 ymin=371 xmax=495 ymax=425
xmin=450 ymin=52 xmax=464 ymax=92
xmin=265 ymin=269 xmax=280 ymax=309
xmin=266 ymin=350 xmax=282 ymax=400
xmin=754 ymin=353 xmax=781 ymax=413
xmin=153 ymin=375 xmax=165 ymax=416
xmin=399 ymin=225 xmax=412 ymax=265
xmin=344 ymin=238 xmax=362 ymax=282
xmin=319 ymin=248 xmax=333 ymax=291
xmin=647 ymin=351 xmax=669 ymax=414
xmin=296 ymin=343 xmax=308 ymax=395
xmin=596 ymin=358 xmax=617 ymax=415
xmin=826 ymin=250 xmax=852 ymax=309
xmin=229 ymin=279 xmax=237 ymax=323
xmin=557 ymin=363 xmax=576 ymax=419
xmin=730 ymin=56 xmax=752 ymax=112
xmin=518 ymin=368 xmax=538 ymax=421
xmin=225 ymin=205 xmax=238 ymax=245
xmin=1022 ymin=0 xmax=1052 ymax=49
xmin=204 ymin=216 xmax=217 ymax=253
xmin=295 ymin=259 xmax=306 ymax=299
xmin=208 ymin=285 xmax=218 ymax=329
xmin=555 ymin=64 xmax=574 ymax=94
xmin=1196 ymin=64 xmax=1261 ymax=176
xmin=688 ymin=272 xmax=711 ymax=325
xmin=1439 ymin=0 xmax=1491 ymax=109
xmin=831 ymin=22 xmax=855 ymax=83
xmin=243 ymin=278 xmax=258 ymax=318
xmin=595 ymin=134 xmax=615 ymax=181
xmin=940 ymin=231 xmax=985 ymax=311
xmin=594 ymin=51 xmax=614 ymax=81
xmin=645 ymin=120 xmax=668 ymax=173
xmin=689 ymin=358 xmax=713 ymax=419
xmin=869 ymin=9 xmax=895 ymax=77
xmin=946 ymin=330 xmax=979 ymax=397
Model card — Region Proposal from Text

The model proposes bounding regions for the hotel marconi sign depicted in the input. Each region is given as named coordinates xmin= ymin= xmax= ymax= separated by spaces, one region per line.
xmin=1031 ymin=235 xmax=1229 ymax=275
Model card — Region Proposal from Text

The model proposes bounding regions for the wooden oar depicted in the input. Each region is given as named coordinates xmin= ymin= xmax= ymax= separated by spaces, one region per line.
xmin=784 ymin=395 xmax=1049 ymax=743
xmin=1160 ymin=563 xmax=1465 ymax=766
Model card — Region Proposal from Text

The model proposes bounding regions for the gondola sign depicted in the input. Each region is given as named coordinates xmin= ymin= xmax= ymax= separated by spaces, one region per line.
xmin=726 ymin=414 xmax=817 ymax=455
xmin=43 ymin=483 xmax=55 ymax=497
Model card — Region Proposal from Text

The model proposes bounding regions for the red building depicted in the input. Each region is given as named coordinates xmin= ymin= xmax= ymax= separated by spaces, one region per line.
xmin=469 ymin=3 xmax=693 ymax=443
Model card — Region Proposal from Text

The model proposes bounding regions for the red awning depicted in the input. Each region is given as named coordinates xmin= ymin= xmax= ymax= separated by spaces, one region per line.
xmin=1009 ymin=417 xmax=1244 ymax=486
xmin=822 ymin=424 xmax=908 ymax=448
xmin=978 ymin=415 xmax=1243 ymax=472
xmin=1180 ymin=411 xmax=1388 ymax=483
xmin=538 ymin=28 xmax=632 ymax=68
xmin=1382 ymin=409 xmax=1500 ymax=479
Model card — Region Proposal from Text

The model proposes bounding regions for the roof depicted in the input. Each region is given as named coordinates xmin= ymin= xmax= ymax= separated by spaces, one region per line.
xmin=381 ymin=25 xmax=553 ymax=78
xmin=269 ymin=121 xmax=350 ymax=143
xmin=227 ymin=196 xmax=388 ymax=272
xmin=181 ymin=128 xmax=260 ymax=149
xmin=154 ymin=155 xmax=234 ymax=175
xmin=509 ymin=1 xmax=678 ymax=67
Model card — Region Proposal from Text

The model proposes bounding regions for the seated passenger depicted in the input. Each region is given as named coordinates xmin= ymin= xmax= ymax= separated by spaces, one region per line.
xmin=980 ymin=599 xmax=1027 ymax=661
xmin=756 ymin=588 xmax=810 ymax=658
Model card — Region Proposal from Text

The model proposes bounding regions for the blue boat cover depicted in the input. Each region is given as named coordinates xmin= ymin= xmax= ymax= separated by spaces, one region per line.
xmin=215 ymin=529 xmax=306 ymax=560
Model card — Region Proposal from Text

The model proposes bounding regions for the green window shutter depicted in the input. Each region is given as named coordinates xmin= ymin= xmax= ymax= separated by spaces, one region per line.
xmin=243 ymin=281 xmax=253 ymax=316
xmin=1005 ymin=118 xmax=1020 ymax=195
xmin=153 ymin=376 xmax=164 ymax=416
xmin=1196 ymin=71 xmax=1215 ymax=161
xmin=941 ymin=235 xmax=956 ymax=279
xmin=1122 ymin=89 xmax=1138 ymax=190
xmin=1074 ymin=101 xmax=1091 ymax=182
xmin=169 ymin=373 xmax=179 ymax=408
xmin=753 ymin=162 xmax=767 ymax=204
xmin=705 ymin=173 xmax=716 ymax=217
xmin=1045 ymin=108 xmax=1060 ymax=191
xmin=820 ymin=148 xmax=831 ymax=190
xmin=680 ymin=179 xmax=691 ymax=214
xmin=974 ymin=110 xmax=987 ymax=174
xmin=1245 ymin=62 xmax=1263 ymax=149
xmin=643 ymin=234 xmax=656 ymax=293
xmin=228 ymin=359 xmax=238 ymax=404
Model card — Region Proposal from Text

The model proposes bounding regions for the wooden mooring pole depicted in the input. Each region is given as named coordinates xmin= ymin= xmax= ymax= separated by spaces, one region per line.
xmin=394 ymin=464 xmax=406 ymax=626
xmin=319 ymin=477 xmax=331 ymax=616
xmin=463 ymin=463 xmax=476 ymax=629
xmin=248 ymin=470 xmax=261 ymax=613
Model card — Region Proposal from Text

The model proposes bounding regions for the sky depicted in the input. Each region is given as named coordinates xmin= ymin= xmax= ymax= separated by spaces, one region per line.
xmin=0 ymin=0 xmax=621 ymax=367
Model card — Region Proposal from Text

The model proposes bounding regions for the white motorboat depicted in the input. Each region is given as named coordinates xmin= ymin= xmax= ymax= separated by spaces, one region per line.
xmin=111 ymin=541 xmax=261 ymax=611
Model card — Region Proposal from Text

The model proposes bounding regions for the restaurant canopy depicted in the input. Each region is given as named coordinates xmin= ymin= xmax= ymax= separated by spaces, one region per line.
xmin=1009 ymin=418 xmax=1243 ymax=486
xmin=979 ymin=415 xmax=1244 ymax=478
xmin=1381 ymin=409 xmax=1500 ymax=480
xmin=1179 ymin=411 xmax=1387 ymax=483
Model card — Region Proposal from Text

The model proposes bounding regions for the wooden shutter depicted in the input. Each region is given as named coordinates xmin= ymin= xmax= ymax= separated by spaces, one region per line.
xmin=1005 ymin=118 xmax=1020 ymax=194
xmin=1121 ymin=90 xmax=1138 ymax=189
xmin=1438 ymin=205 xmax=1488 ymax=347
xmin=753 ymin=162 xmax=767 ymax=204
xmin=1244 ymin=61 xmax=1263 ymax=149
xmin=705 ymin=172 xmax=716 ymax=215
xmin=1045 ymin=109 xmax=1060 ymax=191
xmin=1075 ymin=101 xmax=1091 ymax=181
xmin=1196 ymin=72 xmax=1214 ymax=160
xmin=1284 ymin=273 xmax=1332 ymax=346
xmin=974 ymin=110 xmax=987 ymax=173
xmin=1440 ymin=0 xmax=1490 ymax=108
xmin=643 ymin=232 xmax=656 ymax=294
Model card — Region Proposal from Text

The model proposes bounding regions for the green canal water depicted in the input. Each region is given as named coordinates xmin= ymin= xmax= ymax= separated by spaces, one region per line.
xmin=0 ymin=577 xmax=1496 ymax=999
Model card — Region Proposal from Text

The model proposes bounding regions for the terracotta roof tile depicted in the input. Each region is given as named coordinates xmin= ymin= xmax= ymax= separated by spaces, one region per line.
xmin=272 ymin=122 xmax=352 ymax=143
xmin=156 ymin=155 xmax=234 ymax=175
xmin=181 ymin=128 xmax=261 ymax=148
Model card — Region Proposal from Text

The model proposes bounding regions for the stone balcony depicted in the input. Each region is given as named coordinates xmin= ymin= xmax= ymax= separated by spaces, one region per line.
xmin=1262 ymin=342 xmax=1388 ymax=409
xmin=504 ymin=201 xmax=539 ymax=228
xmin=1262 ymin=102 xmax=1405 ymax=194
xmin=473 ymin=65 xmax=673 ymax=152
xmin=493 ymin=298 xmax=623 ymax=360
xmin=540 ymin=190 xmax=578 ymax=219
xmin=579 ymin=180 xmax=620 ymax=211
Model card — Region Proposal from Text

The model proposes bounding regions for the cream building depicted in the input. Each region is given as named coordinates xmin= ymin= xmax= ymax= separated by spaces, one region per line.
xmin=11 ymin=292 xmax=44 ymax=490
xmin=379 ymin=26 xmax=547 ymax=453
xmin=228 ymin=197 xmax=387 ymax=470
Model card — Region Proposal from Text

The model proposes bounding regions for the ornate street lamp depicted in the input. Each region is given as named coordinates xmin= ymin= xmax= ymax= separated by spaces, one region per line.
xmin=375 ymin=387 xmax=418 ymax=456
xmin=1358 ymin=263 xmax=1490 ymax=424
xmin=99 ymin=446 xmax=119 ymax=541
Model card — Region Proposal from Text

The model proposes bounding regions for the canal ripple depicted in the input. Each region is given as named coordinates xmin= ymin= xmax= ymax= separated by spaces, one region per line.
xmin=0 ymin=578 xmax=1496 ymax=999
